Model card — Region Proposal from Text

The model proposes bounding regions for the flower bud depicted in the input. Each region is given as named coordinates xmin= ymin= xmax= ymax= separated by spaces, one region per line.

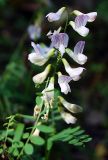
xmin=61 ymin=111 xmax=77 ymax=124
xmin=59 ymin=96 xmax=82 ymax=113
xmin=33 ymin=64 xmax=51 ymax=84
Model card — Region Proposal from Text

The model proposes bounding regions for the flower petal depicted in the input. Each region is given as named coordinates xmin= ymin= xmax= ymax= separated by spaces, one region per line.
xmin=73 ymin=10 xmax=97 ymax=23
xmin=75 ymin=15 xmax=89 ymax=28
xmin=74 ymin=41 xmax=85 ymax=55
xmin=69 ymin=21 xmax=89 ymax=37
xmin=28 ymin=42 xmax=54 ymax=66
xmin=62 ymin=58 xmax=85 ymax=80
xmin=61 ymin=112 xmax=77 ymax=124
xmin=46 ymin=7 xmax=65 ymax=22
xmin=66 ymin=46 xmax=87 ymax=65
xmin=58 ymin=72 xmax=72 ymax=94
xmin=59 ymin=96 xmax=83 ymax=113
xmin=46 ymin=13 xmax=60 ymax=22
xmin=27 ymin=25 xmax=41 ymax=40
xmin=32 ymin=64 xmax=51 ymax=84
xmin=59 ymin=44 xmax=65 ymax=55
xmin=87 ymin=12 xmax=97 ymax=22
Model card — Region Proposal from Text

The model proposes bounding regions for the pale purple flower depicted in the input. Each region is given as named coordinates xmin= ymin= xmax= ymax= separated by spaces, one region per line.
xmin=69 ymin=21 xmax=89 ymax=37
xmin=50 ymin=32 xmax=69 ymax=55
xmin=73 ymin=10 xmax=97 ymax=23
xmin=62 ymin=58 xmax=85 ymax=81
xmin=75 ymin=15 xmax=89 ymax=29
xmin=70 ymin=10 xmax=97 ymax=36
xmin=46 ymin=7 xmax=65 ymax=22
xmin=59 ymin=96 xmax=82 ymax=113
xmin=27 ymin=24 xmax=41 ymax=40
xmin=28 ymin=42 xmax=54 ymax=66
xmin=66 ymin=41 xmax=87 ymax=65
xmin=58 ymin=72 xmax=72 ymax=94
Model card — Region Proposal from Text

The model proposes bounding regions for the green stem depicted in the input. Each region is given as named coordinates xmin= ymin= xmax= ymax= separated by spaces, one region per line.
xmin=17 ymin=113 xmax=41 ymax=160
xmin=64 ymin=11 xmax=69 ymax=32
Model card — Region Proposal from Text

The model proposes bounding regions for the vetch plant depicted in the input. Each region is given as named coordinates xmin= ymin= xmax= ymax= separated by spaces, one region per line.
xmin=0 ymin=7 xmax=97 ymax=160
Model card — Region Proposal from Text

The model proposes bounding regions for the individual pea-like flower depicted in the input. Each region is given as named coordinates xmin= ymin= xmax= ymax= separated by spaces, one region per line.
xmin=73 ymin=10 xmax=97 ymax=23
xmin=69 ymin=21 xmax=89 ymax=37
xmin=28 ymin=42 xmax=54 ymax=66
xmin=49 ymin=32 xmax=69 ymax=55
xmin=46 ymin=7 xmax=66 ymax=22
xmin=61 ymin=111 xmax=77 ymax=124
xmin=62 ymin=58 xmax=85 ymax=81
xmin=33 ymin=64 xmax=51 ymax=84
xmin=42 ymin=77 xmax=54 ymax=107
xmin=27 ymin=24 xmax=41 ymax=40
xmin=66 ymin=41 xmax=87 ymax=65
xmin=59 ymin=96 xmax=82 ymax=113
xmin=58 ymin=72 xmax=72 ymax=94
xmin=69 ymin=10 xmax=97 ymax=37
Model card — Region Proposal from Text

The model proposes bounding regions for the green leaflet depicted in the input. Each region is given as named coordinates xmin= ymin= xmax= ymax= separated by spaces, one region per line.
xmin=24 ymin=143 xmax=34 ymax=155
xmin=13 ymin=123 xmax=25 ymax=142
xmin=36 ymin=125 xmax=54 ymax=133
xmin=30 ymin=135 xmax=45 ymax=146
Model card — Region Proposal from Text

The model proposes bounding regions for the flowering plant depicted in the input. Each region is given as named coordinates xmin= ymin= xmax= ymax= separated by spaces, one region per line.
xmin=0 ymin=7 xmax=97 ymax=160
xmin=28 ymin=7 xmax=97 ymax=124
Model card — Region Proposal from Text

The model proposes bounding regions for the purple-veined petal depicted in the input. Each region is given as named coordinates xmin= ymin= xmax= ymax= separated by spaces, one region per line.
xmin=74 ymin=41 xmax=85 ymax=55
xmin=73 ymin=10 xmax=97 ymax=23
xmin=87 ymin=12 xmax=97 ymax=22
xmin=46 ymin=7 xmax=65 ymax=22
xmin=28 ymin=42 xmax=55 ymax=66
xmin=69 ymin=21 xmax=89 ymax=37
xmin=50 ymin=33 xmax=69 ymax=55
xmin=75 ymin=14 xmax=89 ymax=28
xmin=66 ymin=47 xmax=87 ymax=65
xmin=58 ymin=72 xmax=72 ymax=94
xmin=46 ymin=13 xmax=60 ymax=22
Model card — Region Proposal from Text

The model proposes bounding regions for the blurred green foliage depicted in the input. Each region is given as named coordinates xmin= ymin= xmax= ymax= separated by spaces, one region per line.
xmin=0 ymin=0 xmax=108 ymax=159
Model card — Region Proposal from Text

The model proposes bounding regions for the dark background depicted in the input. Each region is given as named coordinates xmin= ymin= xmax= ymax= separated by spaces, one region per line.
xmin=0 ymin=0 xmax=108 ymax=159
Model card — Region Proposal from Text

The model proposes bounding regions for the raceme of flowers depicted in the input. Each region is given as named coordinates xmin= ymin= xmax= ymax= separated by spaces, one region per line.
xmin=28 ymin=7 xmax=97 ymax=125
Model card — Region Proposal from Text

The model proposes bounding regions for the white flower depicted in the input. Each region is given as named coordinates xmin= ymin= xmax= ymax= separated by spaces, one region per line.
xmin=69 ymin=21 xmax=89 ymax=37
xmin=50 ymin=32 xmax=69 ymax=55
xmin=46 ymin=7 xmax=66 ymax=22
xmin=27 ymin=24 xmax=41 ymax=40
xmin=66 ymin=41 xmax=87 ymax=65
xmin=58 ymin=72 xmax=72 ymax=94
xmin=61 ymin=112 xmax=77 ymax=124
xmin=28 ymin=42 xmax=54 ymax=66
xmin=32 ymin=122 xmax=41 ymax=136
xmin=33 ymin=128 xmax=40 ymax=136
xmin=59 ymin=96 xmax=82 ymax=113
xmin=62 ymin=58 xmax=85 ymax=81
xmin=33 ymin=64 xmax=51 ymax=84
xmin=42 ymin=77 xmax=54 ymax=107
xmin=73 ymin=10 xmax=97 ymax=23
